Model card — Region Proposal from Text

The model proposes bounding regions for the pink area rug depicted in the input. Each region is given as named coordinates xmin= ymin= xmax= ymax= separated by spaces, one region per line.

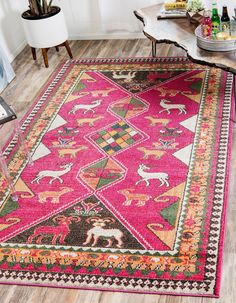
xmin=0 ymin=57 xmax=234 ymax=297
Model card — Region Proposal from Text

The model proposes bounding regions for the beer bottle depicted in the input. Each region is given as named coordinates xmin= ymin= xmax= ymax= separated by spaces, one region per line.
xmin=211 ymin=2 xmax=220 ymax=38
xmin=221 ymin=6 xmax=230 ymax=34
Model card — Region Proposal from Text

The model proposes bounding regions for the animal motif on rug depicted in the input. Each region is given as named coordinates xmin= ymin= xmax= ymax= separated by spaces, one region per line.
xmin=83 ymin=217 xmax=124 ymax=248
xmin=102 ymin=69 xmax=187 ymax=93
xmin=112 ymin=71 xmax=137 ymax=83
xmin=74 ymin=88 xmax=116 ymax=98
xmin=156 ymin=86 xmax=192 ymax=97
xmin=27 ymin=215 xmax=79 ymax=245
xmin=58 ymin=145 xmax=88 ymax=158
xmin=144 ymin=116 xmax=171 ymax=127
xmin=38 ymin=187 xmax=74 ymax=204
xmin=136 ymin=164 xmax=170 ymax=187
xmin=118 ymin=188 xmax=151 ymax=207
xmin=31 ymin=163 xmax=73 ymax=184
xmin=159 ymin=99 xmax=187 ymax=115
xmin=137 ymin=146 xmax=166 ymax=159
xmin=69 ymin=99 xmax=102 ymax=115
xmin=77 ymin=115 xmax=104 ymax=127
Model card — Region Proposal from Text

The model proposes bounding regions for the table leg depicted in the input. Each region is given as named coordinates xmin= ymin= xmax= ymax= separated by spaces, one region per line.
xmin=152 ymin=41 xmax=157 ymax=57
xmin=232 ymin=74 xmax=236 ymax=121
xmin=14 ymin=120 xmax=33 ymax=166
xmin=0 ymin=148 xmax=18 ymax=201
xmin=31 ymin=47 xmax=36 ymax=60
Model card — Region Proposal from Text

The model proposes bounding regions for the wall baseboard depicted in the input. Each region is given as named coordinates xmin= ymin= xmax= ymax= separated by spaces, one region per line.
xmin=10 ymin=33 xmax=146 ymax=62
xmin=8 ymin=40 xmax=28 ymax=63
xmin=69 ymin=33 xmax=144 ymax=40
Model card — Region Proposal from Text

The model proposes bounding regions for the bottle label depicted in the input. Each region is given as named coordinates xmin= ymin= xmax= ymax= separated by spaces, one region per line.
xmin=212 ymin=21 xmax=220 ymax=36
xmin=221 ymin=22 xmax=230 ymax=34
xmin=202 ymin=24 xmax=212 ymax=37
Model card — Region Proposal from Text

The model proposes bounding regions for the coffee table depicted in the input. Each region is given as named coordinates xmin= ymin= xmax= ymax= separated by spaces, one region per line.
xmin=134 ymin=3 xmax=236 ymax=74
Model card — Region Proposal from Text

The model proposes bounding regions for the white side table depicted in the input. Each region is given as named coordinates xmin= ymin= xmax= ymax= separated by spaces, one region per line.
xmin=0 ymin=96 xmax=33 ymax=201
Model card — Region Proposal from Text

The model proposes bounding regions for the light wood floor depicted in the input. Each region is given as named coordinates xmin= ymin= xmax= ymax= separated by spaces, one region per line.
xmin=0 ymin=39 xmax=235 ymax=303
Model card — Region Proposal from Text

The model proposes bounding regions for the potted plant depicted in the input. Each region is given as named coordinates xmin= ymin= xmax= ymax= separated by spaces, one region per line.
xmin=21 ymin=0 xmax=72 ymax=67
xmin=186 ymin=0 xmax=205 ymax=24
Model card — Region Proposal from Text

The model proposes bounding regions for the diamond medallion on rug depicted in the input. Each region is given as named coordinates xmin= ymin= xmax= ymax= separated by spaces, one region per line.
xmin=0 ymin=57 xmax=234 ymax=297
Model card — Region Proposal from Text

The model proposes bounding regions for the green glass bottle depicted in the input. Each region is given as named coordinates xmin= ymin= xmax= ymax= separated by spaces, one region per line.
xmin=211 ymin=2 xmax=220 ymax=38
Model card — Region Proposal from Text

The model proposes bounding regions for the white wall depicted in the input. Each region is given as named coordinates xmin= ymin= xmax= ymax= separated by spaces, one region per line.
xmin=2 ymin=0 xmax=235 ymax=63
xmin=0 ymin=0 xmax=159 ymax=62
xmin=59 ymin=0 xmax=158 ymax=40
xmin=0 ymin=0 xmax=28 ymax=62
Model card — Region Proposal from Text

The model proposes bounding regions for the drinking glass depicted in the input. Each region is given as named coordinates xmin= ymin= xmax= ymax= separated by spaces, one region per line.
xmin=230 ymin=20 xmax=236 ymax=37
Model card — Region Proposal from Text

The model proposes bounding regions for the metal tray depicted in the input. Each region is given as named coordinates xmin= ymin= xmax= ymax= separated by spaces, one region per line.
xmin=195 ymin=25 xmax=236 ymax=52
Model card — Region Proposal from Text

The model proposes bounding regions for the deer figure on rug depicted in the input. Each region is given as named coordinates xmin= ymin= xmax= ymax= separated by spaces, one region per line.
xmin=31 ymin=163 xmax=73 ymax=184
xmin=159 ymin=99 xmax=186 ymax=115
xmin=136 ymin=164 xmax=169 ymax=187
xmin=112 ymin=71 xmax=137 ymax=82
xmin=83 ymin=217 xmax=124 ymax=248
xmin=27 ymin=215 xmax=80 ymax=245
xmin=69 ymin=99 xmax=102 ymax=114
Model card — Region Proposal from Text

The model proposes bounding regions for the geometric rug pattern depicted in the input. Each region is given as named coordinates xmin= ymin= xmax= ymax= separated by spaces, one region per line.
xmin=0 ymin=57 xmax=234 ymax=297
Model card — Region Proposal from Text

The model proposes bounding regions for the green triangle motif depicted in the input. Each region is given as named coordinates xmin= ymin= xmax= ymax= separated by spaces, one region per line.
xmin=112 ymin=105 xmax=127 ymax=118
xmin=111 ymin=97 xmax=146 ymax=118
xmin=97 ymin=176 xmax=116 ymax=189
xmin=160 ymin=201 xmax=179 ymax=227
xmin=72 ymin=81 xmax=87 ymax=94
xmin=90 ymin=158 xmax=108 ymax=170
xmin=0 ymin=197 xmax=19 ymax=218
xmin=81 ymin=158 xmax=124 ymax=190
xmin=96 ymin=159 xmax=124 ymax=189
xmin=189 ymin=79 xmax=203 ymax=93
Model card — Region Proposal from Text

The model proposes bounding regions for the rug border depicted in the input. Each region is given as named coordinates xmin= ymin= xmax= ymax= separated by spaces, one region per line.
xmin=214 ymin=75 xmax=235 ymax=297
